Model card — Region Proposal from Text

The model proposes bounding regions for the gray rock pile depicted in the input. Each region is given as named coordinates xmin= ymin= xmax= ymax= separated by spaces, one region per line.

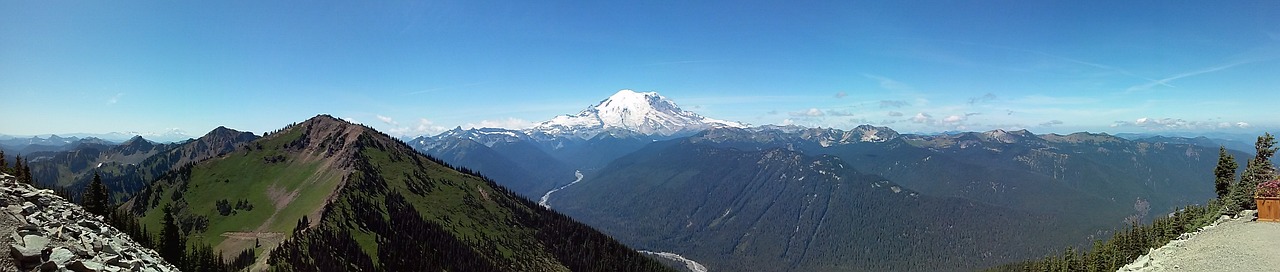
xmin=0 ymin=173 xmax=177 ymax=272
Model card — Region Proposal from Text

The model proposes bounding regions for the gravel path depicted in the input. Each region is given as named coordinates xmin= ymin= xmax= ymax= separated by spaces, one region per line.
xmin=1122 ymin=211 xmax=1280 ymax=271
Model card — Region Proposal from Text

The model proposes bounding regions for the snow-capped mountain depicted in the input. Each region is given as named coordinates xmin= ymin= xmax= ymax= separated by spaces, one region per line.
xmin=532 ymin=89 xmax=744 ymax=138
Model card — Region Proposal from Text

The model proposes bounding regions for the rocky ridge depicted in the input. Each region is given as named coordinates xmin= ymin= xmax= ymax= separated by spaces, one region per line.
xmin=0 ymin=173 xmax=175 ymax=272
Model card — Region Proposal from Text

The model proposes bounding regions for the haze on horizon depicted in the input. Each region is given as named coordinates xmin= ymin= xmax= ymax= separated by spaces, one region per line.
xmin=2 ymin=1 xmax=1278 ymax=138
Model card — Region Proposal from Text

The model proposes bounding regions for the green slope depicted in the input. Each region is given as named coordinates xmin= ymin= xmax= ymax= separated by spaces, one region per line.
xmin=125 ymin=115 xmax=673 ymax=271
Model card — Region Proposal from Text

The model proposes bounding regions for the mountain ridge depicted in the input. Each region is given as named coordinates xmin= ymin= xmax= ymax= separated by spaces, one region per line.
xmin=121 ymin=114 xmax=674 ymax=271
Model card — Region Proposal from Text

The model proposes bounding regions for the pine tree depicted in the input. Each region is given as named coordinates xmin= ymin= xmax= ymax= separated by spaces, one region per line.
xmin=20 ymin=159 xmax=32 ymax=184
xmin=1234 ymin=133 xmax=1277 ymax=211
xmin=1215 ymin=146 xmax=1238 ymax=200
xmin=0 ymin=149 xmax=7 ymax=170
xmin=83 ymin=172 xmax=110 ymax=217
xmin=159 ymin=204 xmax=186 ymax=267
xmin=11 ymin=154 xmax=22 ymax=181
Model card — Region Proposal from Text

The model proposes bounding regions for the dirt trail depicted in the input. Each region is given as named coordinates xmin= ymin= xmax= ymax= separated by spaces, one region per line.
xmin=1121 ymin=210 xmax=1280 ymax=271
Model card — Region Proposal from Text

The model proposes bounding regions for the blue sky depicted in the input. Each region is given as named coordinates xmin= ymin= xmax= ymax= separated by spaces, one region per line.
xmin=3 ymin=1 xmax=1278 ymax=138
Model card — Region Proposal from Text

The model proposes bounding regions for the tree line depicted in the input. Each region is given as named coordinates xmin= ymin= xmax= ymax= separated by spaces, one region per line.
xmin=1 ymin=149 xmax=36 ymax=184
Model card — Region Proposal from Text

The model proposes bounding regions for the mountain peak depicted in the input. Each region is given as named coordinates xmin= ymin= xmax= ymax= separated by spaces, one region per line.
xmin=532 ymin=89 xmax=744 ymax=138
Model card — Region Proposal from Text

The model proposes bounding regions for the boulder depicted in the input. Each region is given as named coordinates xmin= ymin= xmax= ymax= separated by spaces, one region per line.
xmin=9 ymin=244 xmax=42 ymax=263
xmin=49 ymin=247 xmax=76 ymax=265
xmin=22 ymin=235 xmax=49 ymax=249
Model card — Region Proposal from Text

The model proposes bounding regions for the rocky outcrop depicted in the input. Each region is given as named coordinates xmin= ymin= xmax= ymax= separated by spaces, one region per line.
xmin=0 ymin=173 xmax=176 ymax=272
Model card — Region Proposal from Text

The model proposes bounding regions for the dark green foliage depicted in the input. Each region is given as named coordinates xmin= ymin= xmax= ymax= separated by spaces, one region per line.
xmin=1214 ymin=146 xmax=1238 ymax=200
xmin=377 ymin=192 xmax=497 ymax=272
xmin=269 ymin=125 xmax=672 ymax=272
xmin=159 ymin=204 xmax=186 ymax=267
xmin=83 ymin=172 xmax=110 ymax=217
xmin=986 ymin=200 xmax=1223 ymax=272
xmin=12 ymin=154 xmax=34 ymax=185
xmin=1228 ymin=133 xmax=1277 ymax=212
xmin=215 ymin=198 xmax=256 ymax=216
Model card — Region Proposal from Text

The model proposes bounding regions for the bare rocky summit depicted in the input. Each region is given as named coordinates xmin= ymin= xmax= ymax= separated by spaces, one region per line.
xmin=0 ymin=173 xmax=176 ymax=272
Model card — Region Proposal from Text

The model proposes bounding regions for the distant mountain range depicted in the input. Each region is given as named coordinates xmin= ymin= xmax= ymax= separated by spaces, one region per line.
xmin=0 ymin=128 xmax=194 ymax=145
xmin=411 ymin=90 xmax=1254 ymax=271
xmin=8 ymin=90 xmax=1266 ymax=271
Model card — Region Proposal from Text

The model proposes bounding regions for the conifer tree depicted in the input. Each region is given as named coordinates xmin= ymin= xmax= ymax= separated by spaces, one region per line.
xmin=159 ymin=204 xmax=186 ymax=267
xmin=1233 ymin=133 xmax=1277 ymax=211
xmin=1214 ymin=146 xmax=1238 ymax=200
xmin=83 ymin=172 xmax=110 ymax=217
xmin=20 ymin=159 xmax=32 ymax=184
xmin=11 ymin=154 xmax=22 ymax=180
xmin=0 ymin=149 xmax=7 ymax=170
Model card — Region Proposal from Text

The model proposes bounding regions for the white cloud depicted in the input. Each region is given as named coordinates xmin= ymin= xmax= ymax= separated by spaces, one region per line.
xmin=789 ymin=108 xmax=825 ymax=117
xmin=1111 ymin=117 xmax=1253 ymax=130
xmin=942 ymin=115 xmax=965 ymax=123
xmin=887 ymin=111 xmax=904 ymax=117
xmin=834 ymin=91 xmax=848 ymax=99
xmin=376 ymin=115 xmax=398 ymax=125
xmin=465 ymin=118 xmax=535 ymax=130
xmin=911 ymin=112 xmax=932 ymax=123
xmin=388 ymin=118 xmax=447 ymax=136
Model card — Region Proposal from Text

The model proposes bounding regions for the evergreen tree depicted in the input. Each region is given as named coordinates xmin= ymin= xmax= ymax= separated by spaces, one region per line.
xmin=11 ymin=154 xmax=22 ymax=181
xmin=20 ymin=159 xmax=32 ymax=184
xmin=0 ymin=149 xmax=7 ymax=170
xmin=1214 ymin=146 xmax=1238 ymax=200
xmin=159 ymin=204 xmax=186 ymax=267
xmin=83 ymin=172 xmax=110 ymax=217
xmin=1233 ymin=133 xmax=1277 ymax=211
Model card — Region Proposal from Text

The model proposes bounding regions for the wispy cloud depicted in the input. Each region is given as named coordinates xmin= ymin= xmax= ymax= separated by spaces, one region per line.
xmin=107 ymin=93 xmax=124 ymax=105
xmin=967 ymin=93 xmax=997 ymax=105
xmin=388 ymin=118 xmax=447 ymax=136
xmin=1038 ymin=120 xmax=1064 ymax=127
xmin=1110 ymin=117 xmax=1252 ymax=130
xmin=878 ymin=100 xmax=909 ymax=108
xmin=863 ymin=74 xmax=912 ymax=91
xmin=948 ymin=41 xmax=1171 ymax=88
xmin=376 ymin=115 xmax=398 ymax=125
xmin=826 ymin=110 xmax=855 ymax=116
xmin=464 ymin=117 xmax=535 ymax=130
xmin=1126 ymin=59 xmax=1268 ymax=92
xmin=789 ymin=108 xmax=825 ymax=117
xmin=833 ymin=91 xmax=848 ymax=99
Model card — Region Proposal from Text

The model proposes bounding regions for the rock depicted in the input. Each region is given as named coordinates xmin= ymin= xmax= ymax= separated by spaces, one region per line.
xmin=39 ymin=260 xmax=59 ymax=271
xmin=23 ymin=234 xmax=50 ymax=249
xmin=68 ymin=260 xmax=106 ymax=272
xmin=79 ymin=220 xmax=100 ymax=231
xmin=50 ymin=247 xmax=77 ymax=265
xmin=10 ymin=244 xmax=42 ymax=263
